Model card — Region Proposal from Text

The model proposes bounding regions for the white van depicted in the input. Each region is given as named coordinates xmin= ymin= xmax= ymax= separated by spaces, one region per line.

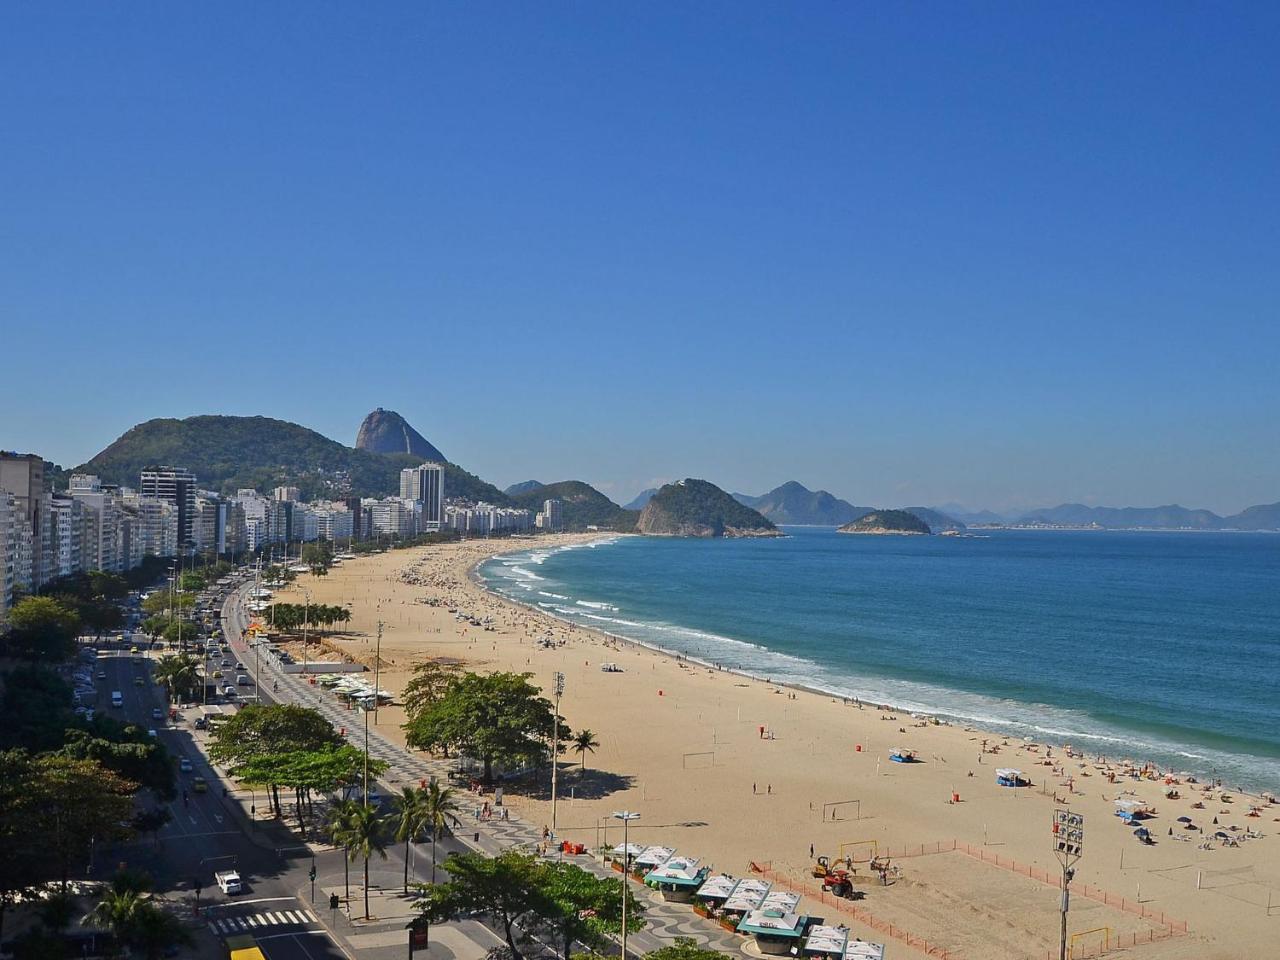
xmin=111 ymin=691 xmax=124 ymax=708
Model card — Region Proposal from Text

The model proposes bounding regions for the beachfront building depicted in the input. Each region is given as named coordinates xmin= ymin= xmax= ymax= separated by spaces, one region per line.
xmin=536 ymin=498 xmax=565 ymax=532
xmin=400 ymin=462 xmax=444 ymax=531
xmin=273 ymin=485 xmax=300 ymax=502
xmin=0 ymin=490 xmax=18 ymax=625
xmin=0 ymin=452 xmax=51 ymax=588
xmin=368 ymin=497 xmax=418 ymax=539
xmin=121 ymin=491 xmax=179 ymax=558
xmin=313 ymin=503 xmax=355 ymax=542
xmin=68 ymin=474 xmax=123 ymax=572
xmin=47 ymin=494 xmax=85 ymax=579
xmin=445 ymin=502 xmax=533 ymax=536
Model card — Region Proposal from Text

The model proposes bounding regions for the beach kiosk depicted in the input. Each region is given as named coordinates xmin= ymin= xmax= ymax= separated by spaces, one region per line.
xmin=696 ymin=874 xmax=737 ymax=904
xmin=722 ymin=878 xmax=771 ymax=919
xmin=803 ymin=924 xmax=850 ymax=958
xmin=737 ymin=907 xmax=810 ymax=955
xmin=644 ymin=856 xmax=710 ymax=902
xmin=634 ymin=845 xmax=675 ymax=872
xmin=1114 ymin=798 xmax=1153 ymax=823
xmin=996 ymin=768 xmax=1029 ymax=787
xmin=844 ymin=941 xmax=885 ymax=960
xmin=609 ymin=842 xmax=645 ymax=871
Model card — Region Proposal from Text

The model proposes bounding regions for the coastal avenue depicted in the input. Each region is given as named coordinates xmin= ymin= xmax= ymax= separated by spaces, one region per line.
xmin=103 ymin=583 xmax=508 ymax=960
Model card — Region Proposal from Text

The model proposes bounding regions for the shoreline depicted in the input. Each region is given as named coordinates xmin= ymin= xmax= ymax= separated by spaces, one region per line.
xmin=270 ymin=534 xmax=1279 ymax=960
xmin=472 ymin=537 xmax=1277 ymax=800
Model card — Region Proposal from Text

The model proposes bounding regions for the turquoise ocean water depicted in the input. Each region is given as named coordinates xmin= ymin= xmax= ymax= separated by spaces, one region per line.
xmin=478 ymin=528 xmax=1280 ymax=791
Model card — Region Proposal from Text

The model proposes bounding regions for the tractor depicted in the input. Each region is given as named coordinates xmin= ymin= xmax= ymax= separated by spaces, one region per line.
xmin=821 ymin=868 xmax=860 ymax=900
xmin=811 ymin=855 xmax=831 ymax=878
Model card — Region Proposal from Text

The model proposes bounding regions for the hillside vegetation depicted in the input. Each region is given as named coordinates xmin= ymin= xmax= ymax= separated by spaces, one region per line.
xmin=78 ymin=415 xmax=508 ymax=503
xmin=838 ymin=509 xmax=931 ymax=535
xmin=509 ymin=481 xmax=638 ymax=532
xmin=638 ymin=479 xmax=779 ymax=537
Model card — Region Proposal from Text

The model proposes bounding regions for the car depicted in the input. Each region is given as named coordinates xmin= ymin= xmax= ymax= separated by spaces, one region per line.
xmin=222 ymin=685 xmax=236 ymax=697
xmin=151 ymin=707 xmax=164 ymax=721
xmin=130 ymin=645 xmax=140 ymax=654
xmin=134 ymin=676 xmax=145 ymax=686
xmin=236 ymin=674 xmax=252 ymax=686
xmin=234 ymin=662 xmax=245 ymax=670
xmin=178 ymin=757 xmax=193 ymax=772
xmin=192 ymin=776 xmax=208 ymax=793
xmin=211 ymin=670 xmax=223 ymax=679
xmin=220 ymin=658 xmax=231 ymax=667
xmin=193 ymin=716 xmax=208 ymax=730
xmin=146 ymin=729 xmax=157 ymax=738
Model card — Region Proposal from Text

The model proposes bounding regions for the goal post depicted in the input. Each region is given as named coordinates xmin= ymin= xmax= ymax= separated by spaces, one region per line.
xmin=839 ymin=840 xmax=878 ymax=863
xmin=1068 ymin=927 xmax=1110 ymax=959
xmin=681 ymin=751 xmax=714 ymax=769
xmin=821 ymin=799 xmax=861 ymax=821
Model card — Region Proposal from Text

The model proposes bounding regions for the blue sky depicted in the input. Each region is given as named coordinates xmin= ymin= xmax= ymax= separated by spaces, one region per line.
xmin=2 ymin=3 xmax=1277 ymax=514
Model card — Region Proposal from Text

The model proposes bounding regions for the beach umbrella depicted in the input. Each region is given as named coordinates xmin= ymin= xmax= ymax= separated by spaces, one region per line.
xmin=1176 ymin=816 xmax=1193 ymax=823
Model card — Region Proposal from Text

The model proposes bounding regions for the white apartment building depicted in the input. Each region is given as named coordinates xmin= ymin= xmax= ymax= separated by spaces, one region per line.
xmin=368 ymin=498 xmax=417 ymax=539
xmin=0 ymin=491 xmax=16 ymax=625
xmin=69 ymin=474 xmax=122 ymax=572
xmin=446 ymin=502 xmax=533 ymax=536
xmin=139 ymin=465 xmax=197 ymax=549
xmin=47 ymin=495 xmax=84 ymax=579
xmin=314 ymin=504 xmax=355 ymax=542
xmin=400 ymin=462 xmax=444 ymax=531
xmin=122 ymin=492 xmax=179 ymax=558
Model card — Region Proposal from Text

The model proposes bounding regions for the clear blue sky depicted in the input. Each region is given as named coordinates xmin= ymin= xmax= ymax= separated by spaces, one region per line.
xmin=3 ymin=3 xmax=1277 ymax=514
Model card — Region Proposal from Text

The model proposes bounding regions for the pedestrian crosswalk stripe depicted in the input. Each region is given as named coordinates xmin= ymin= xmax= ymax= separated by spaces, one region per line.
xmin=266 ymin=911 xmax=285 ymax=923
xmin=235 ymin=918 xmax=248 ymax=930
xmin=245 ymin=916 xmax=259 ymax=927
xmin=304 ymin=911 xmax=317 ymax=922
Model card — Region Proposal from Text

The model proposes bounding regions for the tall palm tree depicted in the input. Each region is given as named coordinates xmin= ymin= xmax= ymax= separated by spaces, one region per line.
xmin=392 ymin=787 xmax=429 ymax=894
xmin=84 ymin=888 xmax=145 ymax=946
xmin=152 ymin=654 xmax=199 ymax=704
xmin=326 ymin=799 xmax=361 ymax=907
xmin=346 ymin=804 xmax=388 ymax=919
xmin=572 ymin=729 xmax=600 ymax=775
xmin=420 ymin=780 xmax=461 ymax=884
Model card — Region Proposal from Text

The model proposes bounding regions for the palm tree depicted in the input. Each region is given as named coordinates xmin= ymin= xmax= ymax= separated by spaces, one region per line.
xmin=131 ymin=903 xmax=191 ymax=959
xmin=346 ymin=803 xmax=388 ymax=919
xmin=152 ymin=654 xmax=199 ymax=705
xmin=393 ymin=787 xmax=429 ymax=894
xmin=572 ymin=729 xmax=600 ymax=775
xmin=421 ymin=780 xmax=461 ymax=884
xmin=84 ymin=888 xmax=145 ymax=947
xmin=326 ymin=799 xmax=361 ymax=908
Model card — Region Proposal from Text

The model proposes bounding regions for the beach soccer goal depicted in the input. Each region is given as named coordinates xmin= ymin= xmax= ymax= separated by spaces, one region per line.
xmin=839 ymin=840 xmax=878 ymax=863
xmin=682 ymin=751 xmax=714 ymax=769
xmin=1068 ymin=927 xmax=1110 ymax=959
xmin=822 ymin=799 xmax=861 ymax=821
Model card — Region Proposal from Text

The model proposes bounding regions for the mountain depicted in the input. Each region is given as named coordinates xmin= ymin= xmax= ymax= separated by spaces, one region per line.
xmin=838 ymin=509 xmax=931 ymax=536
xmin=505 ymin=480 xmax=545 ymax=496
xmin=508 ymin=481 xmax=638 ymax=532
xmin=77 ymin=415 xmax=508 ymax=503
xmin=638 ymin=479 xmax=780 ymax=538
xmin=902 ymin=507 xmax=966 ymax=533
xmin=734 ymin=481 xmax=871 ymax=526
xmin=1017 ymin=503 xmax=1221 ymax=529
xmin=938 ymin=507 xmax=1009 ymax=526
xmin=625 ymin=488 xmax=659 ymax=511
xmin=1221 ymin=502 xmax=1280 ymax=530
xmin=355 ymin=408 xmax=446 ymax=462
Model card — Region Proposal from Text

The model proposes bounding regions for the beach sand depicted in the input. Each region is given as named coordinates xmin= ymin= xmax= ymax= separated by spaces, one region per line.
xmin=267 ymin=535 xmax=1277 ymax=960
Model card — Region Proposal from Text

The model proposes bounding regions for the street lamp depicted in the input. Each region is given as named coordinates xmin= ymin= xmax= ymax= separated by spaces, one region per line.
xmin=551 ymin=671 xmax=565 ymax=850
xmin=612 ymin=811 xmax=639 ymax=960
xmin=1053 ymin=809 xmax=1084 ymax=960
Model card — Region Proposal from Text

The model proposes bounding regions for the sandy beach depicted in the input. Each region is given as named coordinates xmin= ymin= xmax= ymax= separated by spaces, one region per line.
xmin=268 ymin=535 xmax=1278 ymax=960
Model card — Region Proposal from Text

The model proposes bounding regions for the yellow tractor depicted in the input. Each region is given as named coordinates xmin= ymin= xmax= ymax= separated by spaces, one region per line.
xmin=812 ymin=855 xmax=832 ymax=878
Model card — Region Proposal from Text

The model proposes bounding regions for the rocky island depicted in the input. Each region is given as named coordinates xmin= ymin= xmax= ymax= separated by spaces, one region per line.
xmin=837 ymin=509 xmax=932 ymax=536
xmin=638 ymin=479 xmax=781 ymax=538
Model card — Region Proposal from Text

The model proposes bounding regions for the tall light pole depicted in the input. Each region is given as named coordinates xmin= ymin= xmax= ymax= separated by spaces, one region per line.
xmin=612 ymin=811 xmax=639 ymax=960
xmin=1053 ymin=809 xmax=1084 ymax=960
xmin=550 ymin=671 xmax=565 ymax=847
xmin=301 ymin=587 xmax=312 ymax=681
xmin=363 ymin=620 xmax=382 ymax=809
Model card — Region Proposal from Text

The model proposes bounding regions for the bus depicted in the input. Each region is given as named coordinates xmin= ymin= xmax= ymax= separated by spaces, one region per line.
xmin=225 ymin=933 xmax=267 ymax=960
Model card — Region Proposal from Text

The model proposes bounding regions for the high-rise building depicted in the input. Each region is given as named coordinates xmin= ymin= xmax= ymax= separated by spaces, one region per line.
xmin=399 ymin=462 xmax=444 ymax=531
xmin=139 ymin=466 xmax=197 ymax=550
xmin=368 ymin=498 xmax=417 ymax=539
xmin=194 ymin=496 xmax=229 ymax=555
xmin=69 ymin=474 xmax=122 ymax=572
xmin=543 ymin=498 xmax=564 ymax=532
xmin=0 ymin=453 xmax=50 ymax=587
xmin=0 ymin=490 xmax=17 ymax=625
xmin=47 ymin=494 xmax=85 ymax=579
xmin=273 ymin=486 xmax=300 ymax=502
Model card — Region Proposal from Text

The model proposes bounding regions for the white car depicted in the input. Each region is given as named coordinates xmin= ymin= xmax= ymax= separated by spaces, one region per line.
xmin=179 ymin=757 xmax=193 ymax=772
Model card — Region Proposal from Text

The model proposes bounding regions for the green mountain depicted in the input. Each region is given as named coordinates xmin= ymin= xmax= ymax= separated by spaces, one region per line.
xmin=1017 ymin=503 xmax=1221 ymax=529
xmin=1222 ymin=502 xmax=1280 ymax=530
xmin=77 ymin=415 xmax=509 ymax=503
xmin=504 ymin=480 xmax=546 ymax=496
xmin=734 ymin=481 xmax=871 ymax=526
xmin=508 ymin=481 xmax=638 ymax=532
xmin=624 ymin=488 xmax=659 ymax=511
xmin=838 ymin=509 xmax=931 ymax=535
xmin=638 ymin=479 xmax=780 ymax=538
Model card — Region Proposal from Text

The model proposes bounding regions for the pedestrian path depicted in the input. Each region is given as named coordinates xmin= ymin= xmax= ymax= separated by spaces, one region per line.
xmin=208 ymin=909 xmax=319 ymax=935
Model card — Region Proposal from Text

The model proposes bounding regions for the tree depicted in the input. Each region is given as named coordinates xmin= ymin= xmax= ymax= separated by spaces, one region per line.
xmin=59 ymin=728 xmax=175 ymax=801
xmin=393 ymin=787 xmax=428 ymax=894
xmin=33 ymin=755 xmax=136 ymax=892
xmin=230 ymin=744 xmax=386 ymax=837
xmin=403 ymin=672 xmax=568 ymax=781
xmin=344 ymin=804 xmax=388 ymax=919
xmin=326 ymin=799 xmax=361 ymax=907
xmin=536 ymin=861 xmax=644 ymax=960
xmin=208 ymin=703 xmax=343 ymax=765
xmin=152 ymin=654 xmax=201 ymax=704
xmin=645 ymin=939 xmax=728 ymax=960
xmin=0 ymin=667 xmax=76 ymax=752
xmin=84 ymin=871 xmax=190 ymax=960
xmin=132 ymin=808 xmax=172 ymax=848
xmin=0 ymin=752 xmax=43 ymax=942
xmin=571 ymin=729 xmax=599 ymax=775
xmin=421 ymin=780 xmax=461 ymax=883
xmin=2 ymin=596 xmax=80 ymax=661
xmin=414 ymin=851 xmax=551 ymax=959
xmin=401 ymin=660 xmax=463 ymax=719
xmin=302 ymin=542 xmax=333 ymax=576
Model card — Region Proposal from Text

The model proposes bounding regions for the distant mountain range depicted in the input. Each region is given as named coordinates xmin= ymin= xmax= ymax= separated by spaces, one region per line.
xmin=355 ymin=408 xmax=446 ymax=462
xmin=504 ymin=480 xmax=546 ymax=496
xmin=1011 ymin=502 xmax=1280 ymax=530
xmin=624 ymin=488 xmax=659 ymax=511
xmin=733 ymin=481 xmax=870 ymax=526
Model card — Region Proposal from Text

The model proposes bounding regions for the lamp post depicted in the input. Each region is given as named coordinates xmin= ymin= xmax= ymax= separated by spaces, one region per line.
xmin=364 ymin=620 xmax=382 ymax=809
xmin=612 ymin=811 xmax=639 ymax=960
xmin=302 ymin=587 xmax=312 ymax=681
xmin=1053 ymin=809 xmax=1084 ymax=960
xmin=551 ymin=671 xmax=565 ymax=850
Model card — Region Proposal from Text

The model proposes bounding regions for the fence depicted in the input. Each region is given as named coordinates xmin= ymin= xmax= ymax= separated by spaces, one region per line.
xmin=750 ymin=861 xmax=954 ymax=959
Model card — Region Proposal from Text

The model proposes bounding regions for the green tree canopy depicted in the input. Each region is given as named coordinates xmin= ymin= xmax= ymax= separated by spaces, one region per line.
xmin=2 ymin=596 xmax=81 ymax=661
xmin=645 ymin=939 xmax=729 ymax=960
xmin=208 ymin=703 xmax=343 ymax=766
xmin=403 ymin=671 xmax=568 ymax=781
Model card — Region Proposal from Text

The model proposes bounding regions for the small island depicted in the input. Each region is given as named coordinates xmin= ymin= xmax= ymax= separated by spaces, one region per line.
xmin=638 ymin=478 xmax=782 ymax=538
xmin=837 ymin=509 xmax=932 ymax=536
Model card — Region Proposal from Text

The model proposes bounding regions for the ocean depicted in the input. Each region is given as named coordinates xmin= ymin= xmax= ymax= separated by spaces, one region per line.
xmin=478 ymin=528 xmax=1280 ymax=792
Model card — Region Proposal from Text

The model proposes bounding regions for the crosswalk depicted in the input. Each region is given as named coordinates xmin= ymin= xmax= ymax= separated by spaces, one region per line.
xmin=209 ymin=909 xmax=318 ymax=935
